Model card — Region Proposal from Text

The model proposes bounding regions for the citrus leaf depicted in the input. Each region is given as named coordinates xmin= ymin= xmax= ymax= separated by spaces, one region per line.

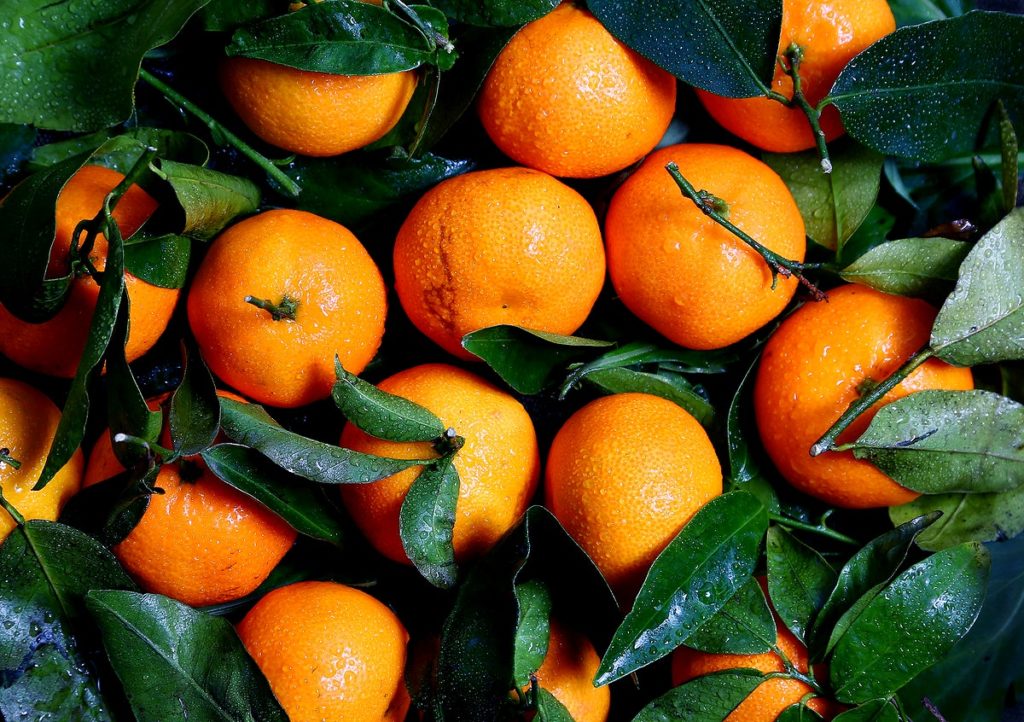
xmin=199 ymin=0 xmax=276 ymax=32
xmin=632 ymin=669 xmax=766 ymax=722
xmin=766 ymin=526 xmax=836 ymax=643
xmin=0 ymin=123 xmax=36 ymax=185
xmin=840 ymin=237 xmax=970 ymax=298
xmin=999 ymin=102 xmax=1020 ymax=213
xmin=832 ymin=699 xmax=900 ymax=722
xmin=776 ymin=704 xmax=827 ymax=722
xmin=153 ymin=160 xmax=260 ymax=240
xmin=889 ymin=488 xmax=1024 ymax=551
xmin=512 ymin=580 xmax=552 ymax=688
xmin=58 ymin=465 xmax=157 ymax=547
xmin=124 ymin=234 xmax=191 ymax=289
xmin=399 ymin=454 xmax=460 ymax=588
xmin=684 ymin=576 xmax=775 ymax=655
xmin=535 ymin=688 xmax=573 ymax=721
xmin=888 ymin=0 xmax=973 ymax=27
xmin=582 ymin=367 xmax=715 ymax=428
xmin=30 ymin=128 xmax=210 ymax=172
xmin=431 ymin=0 xmax=557 ymax=27
xmin=169 ymin=341 xmax=221 ymax=457
xmin=725 ymin=357 xmax=779 ymax=512
xmin=332 ymin=359 xmax=445 ymax=442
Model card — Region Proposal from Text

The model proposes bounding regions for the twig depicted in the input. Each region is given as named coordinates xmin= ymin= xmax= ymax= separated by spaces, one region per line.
xmin=771 ymin=44 xmax=833 ymax=174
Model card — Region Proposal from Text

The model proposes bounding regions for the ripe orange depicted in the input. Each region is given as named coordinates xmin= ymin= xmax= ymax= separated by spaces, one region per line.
xmin=393 ymin=167 xmax=605 ymax=360
xmin=0 ymin=165 xmax=179 ymax=378
xmin=606 ymin=144 xmax=806 ymax=351
xmin=532 ymin=618 xmax=610 ymax=722
xmin=0 ymin=378 xmax=83 ymax=540
xmin=544 ymin=393 xmax=722 ymax=597
xmin=696 ymin=0 xmax=896 ymax=152
xmin=237 ymin=581 xmax=411 ymax=722
xmin=754 ymin=284 xmax=975 ymax=509
xmin=340 ymin=363 xmax=540 ymax=564
xmin=187 ymin=209 xmax=387 ymax=408
xmin=478 ymin=3 xmax=676 ymax=178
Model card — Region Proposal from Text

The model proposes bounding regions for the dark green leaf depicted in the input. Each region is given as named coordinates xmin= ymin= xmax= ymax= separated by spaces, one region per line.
xmin=889 ymin=487 xmax=1024 ymax=550
xmin=725 ymin=358 xmax=779 ymax=511
xmin=888 ymin=0 xmax=973 ymax=27
xmin=826 ymin=11 xmax=1024 ymax=162
xmin=0 ymin=0 xmax=209 ymax=131
xmin=684 ymin=576 xmax=775 ymax=655
xmin=1000 ymin=102 xmax=1020 ymax=213
xmin=766 ymin=526 xmax=836 ymax=643
xmin=535 ymin=688 xmax=573 ymax=722
xmin=596 ymin=492 xmax=768 ymax=685
xmin=562 ymin=343 xmax=736 ymax=397
xmin=332 ymin=359 xmax=444 ymax=442
xmin=431 ymin=0 xmax=557 ymax=27
xmin=632 ymin=669 xmax=766 ymax=722
xmin=399 ymin=454 xmax=460 ymax=588
xmin=199 ymin=0 xmax=277 ymax=32
xmin=0 ymin=123 xmax=36 ymax=184
xmin=830 ymin=542 xmax=990 ymax=703
xmin=219 ymin=397 xmax=427 ymax=484
xmin=586 ymin=0 xmax=782 ymax=98
xmin=154 ymin=160 xmax=260 ymax=239
xmin=123 ymin=234 xmax=191 ymax=289
xmin=840 ymin=237 xmax=970 ymax=298
xmin=776 ymin=704 xmax=827 ymax=722
xmin=30 ymin=129 xmax=210 ymax=172
xmin=832 ymin=699 xmax=900 ymax=722
xmin=512 ymin=580 xmax=552 ymax=688
xmin=57 ymin=466 xmax=157 ymax=547
xmin=87 ymin=590 xmax=287 ymax=722
xmin=170 ymin=341 xmax=221 ymax=457
xmin=582 ymin=367 xmax=715 ymax=428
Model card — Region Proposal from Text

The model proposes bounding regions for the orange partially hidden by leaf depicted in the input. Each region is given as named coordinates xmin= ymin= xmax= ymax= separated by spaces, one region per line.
xmin=532 ymin=619 xmax=611 ymax=722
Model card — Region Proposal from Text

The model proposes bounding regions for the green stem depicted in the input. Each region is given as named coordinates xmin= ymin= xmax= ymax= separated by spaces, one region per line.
xmin=0 ymin=487 xmax=26 ymax=525
xmin=768 ymin=512 xmax=859 ymax=546
xmin=0 ymin=448 xmax=22 ymax=470
xmin=388 ymin=0 xmax=455 ymax=54
xmin=778 ymin=44 xmax=832 ymax=174
xmin=245 ymin=295 xmax=299 ymax=321
xmin=138 ymin=68 xmax=302 ymax=198
xmin=113 ymin=433 xmax=175 ymax=463
xmin=810 ymin=346 xmax=935 ymax=457
xmin=666 ymin=163 xmax=826 ymax=300
xmin=433 ymin=428 xmax=464 ymax=456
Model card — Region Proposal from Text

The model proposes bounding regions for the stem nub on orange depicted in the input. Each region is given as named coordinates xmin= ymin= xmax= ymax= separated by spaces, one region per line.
xmin=754 ymin=284 xmax=974 ymax=509
xmin=532 ymin=619 xmax=611 ymax=722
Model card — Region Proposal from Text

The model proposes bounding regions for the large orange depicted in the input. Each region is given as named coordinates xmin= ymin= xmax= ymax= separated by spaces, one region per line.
xmin=393 ymin=167 xmax=605 ymax=360
xmin=533 ymin=619 xmax=610 ymax=722
xmin=187 ymin=209 xmax=387 ymax=408
xmin=606 ymin=144 xmax=806 ymax=351
xmin=754 ymin=284 xmax=974 ymax=509
xmin=696 ymin=0 xmax=896 ymax=152
xmin=0 ymin=165 xmax=179 ymax=378
xmin=340 ymin=363 xmax=539 ymax=564
xmin=478 ymin=3 xmax=676 ymax=178
xmin=0 ymin=378 xmax=83 ymax=540
xmin=544 ymin=393 xmax=722 ymax=598
xmin=237 ymin=581 xmax=411 ymax=722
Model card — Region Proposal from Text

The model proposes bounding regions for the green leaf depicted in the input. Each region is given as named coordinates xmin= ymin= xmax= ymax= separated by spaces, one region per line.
xmin=535 ymin=688 xmax=573 ymax=722
xmin=582 ymin=367 xmax=715 ymax=428
xmin=562 ymin=342 xmax=737 ymax=395
xmin=776 ymin=704 xmax=827 ymax=722
xmin=199 ymin=0 xmax=277 ymax=31
xmin=829 ymin=542 xmax=990 ymax=704
xmin=999 ymin=102 xmax=1020 ymax=213
xmin=0 ymin=123 xmax=36 ymax=184
xmin=586 ymin=0 xmax=782 ymax=98
xmin=512 ymin=580 xmax=552 ymax=688
xmin=124 ymin=234 xmax=191 ymax=289
xmin=332 ymin=360 xmax=445 ymax=442
xmin=596 ymin=492 xmax=768 ymax=685
xmin=889 ymin=487 xmax=1024 ymax=550
xmin=58 ymin=465 xmax=157 ymax=547
xmin=832 ymin=699 xmax=900 ymax=722
xmin=154 ymin=160 xmax=260 ymax=240
xmin=0 ymin=0 xmax=209 ymax=131
xmin=170 ymin=341 xmax=221 ymax=457
xmin=431 ymin=0 xmax=557 ymax=27
xmin=766 ymin=526 xmax=836 ymax=643
xmin=399 ymin=454 xmax=461 ymax=588
xmin=30 ymin=128 xmax=210 ymax=171
xmin=887 ymin=0 xmax=973 ymax=27
xmin=684 ymin=576 xmax=776 ymax=655
xmin=632 ymin=669 xmax=766 ymax=722
xmin=826 ymin=11 xmax=1024 ymax=162
xmin=850 ymin=390 xmax=1024 ymax=494
xmin=725 ymin=358 xmax=779 ymax=512
xmin=840 ymin=237 xmax=970 ymax=298
xmin=764 ymin=141 xmax=883 ymax=252
xmin=200 ymin=443 xmax=344 ymax=545
xmin=87 ymin=590 xmax=287 ymax=722
xmin=931 ymin=208 xmax=1024 ymax=365
xmin=219 ymin=397 xmax=427 ymax=484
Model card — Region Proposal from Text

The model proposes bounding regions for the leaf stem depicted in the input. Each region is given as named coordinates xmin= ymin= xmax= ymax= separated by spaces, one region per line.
xmin=810 ymin=346 xmax=935 ymax=457
xmin=387 ymin=0 xmax=455 ymax=54
xmin=0 ymin=487 xmax=26 ymax=525
xmin=245 ymin=295 xmax=299 ymax=321
xmin=666 ymin=163 xmax=826 ymax=300
xmin=0 ymin=447 xmax=22 ymax=470
xmin=768 ymin=512 xmax=859 ymax=546
xmin=775 ymin=44 xmax=833 ymax=174
xmin=138 ymin=68 xmax=302 ymax=198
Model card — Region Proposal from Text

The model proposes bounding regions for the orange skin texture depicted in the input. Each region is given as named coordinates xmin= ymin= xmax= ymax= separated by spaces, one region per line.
xmin=0 ymin=165 xmax=179 ymax=378
xmin=606 ymin=144 xmax=806 ymax=351
xmin=220 ymin=57 xmax=416 ymax=157
xmin=237 ymin=581 xmax=411 ymax=722
xmin=478 ymin=3 xmax=677 ymax=178
xmin=754 ymin=284 xmax=975 ymax=509
xmin=340 ymin=364 xmax=540 ymax=564
xmin=187 ymin=209 xmax=387 ymax=408
xmin=544 ymin=393 xmax=722 ymax=598
xmin=0 ymin=379 xmax=83 ymax=541
xmin=696 ymin=0 xmax=896 ymax=152
xmin=393 ymin=167 xmax=605 ymax=360
xmin=533 ymin=619 xmax=611 ymax=722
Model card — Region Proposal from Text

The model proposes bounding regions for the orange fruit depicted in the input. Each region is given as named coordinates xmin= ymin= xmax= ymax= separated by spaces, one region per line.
xmin=237 ymin=581 xmax=411 ymax=722
xmin=754 ymin=284 xmax=975 ymax=509
xmin=0 ymin=165 xmax=179 ymax=378
xmin=696 ymin=0 xmax=896 ymax=152
xmin=340 ymin=363 xmax=540 ymax=564
xmin=532 ymin=618 xmax=610 ymax=722
xmin=393 ymin=167 xmax=605 ymax=360
xmin=187 ymin=209 xmax=387 ymax=408
xmin=544 ymin=393 xmax=722 ymax=597
xmin=478 ymin=3 xmax=676 ymax=178
xmin=0 ymin=378 xmax=83 ymax=541
xmin=606 ymin=143 xmax=806 ymax=351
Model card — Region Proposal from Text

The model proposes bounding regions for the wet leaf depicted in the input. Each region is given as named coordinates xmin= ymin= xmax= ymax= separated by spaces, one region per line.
xmin=431 ymin=0 xmax=557 ymax=27
xmin=890 ymin=488 xmax=1024 ymax=551
xmin=332 ymin=360 xmax=445 ymax=442
xmin=725 ymin=358 xmax=779 ymax=512
xmin=684 ymin=576 xmax=775 ymax=655
xmin=582 ymin=366 xmax=715 ymax=428
xmin=632 ymin=669 xmax=766 ymax=722
xmin=200 ymin=0 xmax=277 ymax=32
xmin=831 ymin=699 xmax=900 ymax=722
xmin=512 ymin=580 xmax=551 ymax=688
xmin=169 ymin=341 xmax=221 ymax=457
xmin=535 ymin=688 xmax=573 ymax=721
xmin=888 ymin=0 xmax=973 ymax=27
xmin=766 ymin=526 xmax=836 ymax=643
xmin=399 ymin=454 xmax=460 ymax=588
xmin=105 ymin=292 xmax=163 ymax=458
xmin=124 ymin=234 xmax=191 ymax=289
xmin=840 ymin=237 xmax=970 ymax=298
xmin=999 ymin=102 xmax=1020 ymax=213
xmin=153 ymin=159 xmax=260 ymax=240
xmin=776 ymin=704 xmax=827 ymax=722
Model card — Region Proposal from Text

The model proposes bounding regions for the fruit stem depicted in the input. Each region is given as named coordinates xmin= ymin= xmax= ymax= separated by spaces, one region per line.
xmin=138 ymin=68 xmax=302 ymax=199
xmin=771 ymin=44 xmax=833 ymax=174
xmin=245 ymin=295 xmax=299 ymax=321
xmin=113 ymin=433 xmax=175 ymax=463
xmin=665 ymin=163 xmax=827 ymax=301
xmin=387 ymin=0 xmax=455 ymax=54
xmin=0 ymin=447 xmax=22 ymax=471
xmin=810 ymin=346 xmax=935 ymax=457
xmin=0 ymin=487 xmax=26 ymax=525
xmin=433 ymin=427 xmax=464 ymax=456
xmin=768 ymin=512 xmax=859 ymax=546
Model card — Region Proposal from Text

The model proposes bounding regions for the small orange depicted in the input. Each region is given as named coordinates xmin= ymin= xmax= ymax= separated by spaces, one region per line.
xmin=606 ymin=144 xmax=806 ymax=351
xmin=187 ymin=209 xmax=387 ymax=408
xmin=544 ymin=393 xmax=722 ymax=598
xmin=393 ymin=167 xmax=605 ymax=360
xmin=478 ymin=2 xmax=677 ymax=178
xmin=237 ymin=581 xmax=411 ymax=722
xmin=0 ymin=165 xmax=179 ymax=378
xmin=696 ymin=0 xmax=896 ymax=152
xmin=532 ymin=619 xmax=611 ymax=722
xmin=0 ymin=378 xmax=83 ymax=540
xmin=754 ymin=284 xmax=975 ymax=509
xmin=340 ymin=363 xmax=540 ymax=564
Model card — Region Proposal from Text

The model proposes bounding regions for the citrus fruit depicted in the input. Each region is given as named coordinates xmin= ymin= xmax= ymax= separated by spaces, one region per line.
xmin=393 ymin=167 xmax=605 ymax=360
xmin=340 ymin=363 xmax=540 ymax=564
xmin=237 ymin=580 xmax=410 ymax=722
xmin=0 ymin=378 xmax=83 ymax=541
xmin=544 ymin=392 xmax=722 ymax=597
xmin=187 ymin=209 xmax=387 ymax=408
xmin=532 ymin=618 xmax=610 ymax=722
xmin=754 ymin=284 xmax=975 ymax=509
xmin=695 ymin=0 xmax=896 ymax=152
xmin=0 ymin=165 xmax=178 ymax=378
xmin=478 ymin=2 xmax=677 ymax=178
xmin=606 ymin=143 xmax=806 ymax=350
